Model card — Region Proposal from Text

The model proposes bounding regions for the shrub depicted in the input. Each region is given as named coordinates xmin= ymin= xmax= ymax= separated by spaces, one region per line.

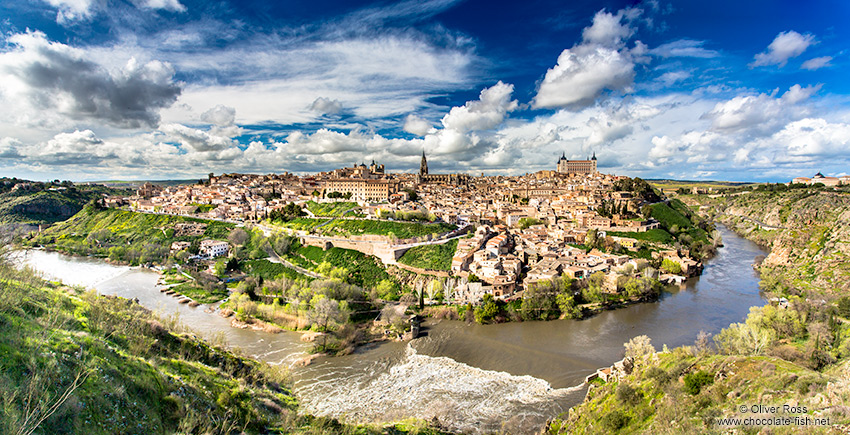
xmin=602 ymin=410 xmax=630 ymax=431
xmin=683 ymin=370 xmax=714 ymax=395
xmin=616 ymin=383 xmax=643 ymax=406
xmin=836 ymin=296 xmax=850 ymax=318
xmin=474 ymin=294 xmax=500 ymax=324
xmin=645 ymin=366 xmax=671 ymax=384
xmin=661 ymin=258 xmax=682 ymax=275
xmin=624 ymin=335 xmax=655 ymax=361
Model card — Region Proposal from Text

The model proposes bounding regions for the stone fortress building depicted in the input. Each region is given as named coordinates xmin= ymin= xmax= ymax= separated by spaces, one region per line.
xmin=323 ymin=160 xmax=398 ymax=202
xmin=557 ymin=152 xmax=597 ymax=174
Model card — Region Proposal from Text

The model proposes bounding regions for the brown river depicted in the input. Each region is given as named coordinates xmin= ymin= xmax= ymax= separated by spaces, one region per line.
xmin=17 ymin=225 xmax=766 ymax=434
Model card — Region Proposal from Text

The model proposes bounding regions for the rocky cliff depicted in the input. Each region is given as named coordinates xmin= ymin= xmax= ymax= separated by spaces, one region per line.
xmin=686 ymin=190 xmax=850 ymax=297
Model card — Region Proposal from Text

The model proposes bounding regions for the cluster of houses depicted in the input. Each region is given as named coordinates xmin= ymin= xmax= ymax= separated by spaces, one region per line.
xmin=124 ymin=173 xmax=311 ymax=222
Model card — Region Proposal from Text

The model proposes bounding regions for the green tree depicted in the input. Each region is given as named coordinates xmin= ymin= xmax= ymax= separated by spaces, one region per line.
xmin=521 ymin=281 xmax=560 ymax=320
xmin=517 ymin=217 xmax=544 ymax=230
xmin=375 ymin=279 xmax=400 ymax=301
xmin=474 ymin=294 xmax=500 ymax=323
xmin=404 ymin=188 xmax=419 ymax=201
xmin=227 ymin=228 xmax=249 ymax=246
xmin=585 ymin=228 xmax=600 ymax=249
xmin=213 ymin=258 xmax=227 ymax=277
xmin=188 ymin=239 xmax=200 ymax=255
xmin=556 ymin=291 xmax=581 ymax=319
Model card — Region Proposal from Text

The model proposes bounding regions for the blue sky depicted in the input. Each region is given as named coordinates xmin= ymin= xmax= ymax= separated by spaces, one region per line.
xmin=0 ymin=0 xmax=848 ymax=181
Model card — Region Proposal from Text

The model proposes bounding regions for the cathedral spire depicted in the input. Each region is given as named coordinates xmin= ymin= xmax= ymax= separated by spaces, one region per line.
xmin=419 ymin=150 xmax=429 ymax=176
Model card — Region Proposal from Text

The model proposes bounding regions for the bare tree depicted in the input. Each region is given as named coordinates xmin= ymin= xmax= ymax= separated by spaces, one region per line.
xmin=228 ymin=228 xmax=249 ymax=246
xmin=624 ymin=335 xmax=656 ymax=364
xmin=694 ymin=330 xmax=712 ymax=355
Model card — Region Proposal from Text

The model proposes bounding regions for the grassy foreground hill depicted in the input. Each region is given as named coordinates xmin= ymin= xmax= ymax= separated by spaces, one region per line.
xmin=547 ymin=187 xmax=850 ymax=434
xmin=0 ymin=255 xmax=446 ymax=435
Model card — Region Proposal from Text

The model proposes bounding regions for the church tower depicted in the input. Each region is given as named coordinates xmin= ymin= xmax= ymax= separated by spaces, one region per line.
xmin=419 ymin=150 xmax=429 ymax=176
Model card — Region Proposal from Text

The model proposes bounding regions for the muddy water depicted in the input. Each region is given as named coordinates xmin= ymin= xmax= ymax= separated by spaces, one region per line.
xmin=18 ymin=225 xmax=767 ymax=434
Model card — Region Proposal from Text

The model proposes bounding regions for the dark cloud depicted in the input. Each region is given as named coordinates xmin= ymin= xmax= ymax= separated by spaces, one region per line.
xmin=309 ymin=97 xmax=343 ymax=115
xmin=0 ymin=138 xmax=23 ymax=158
xmin=1 ymin=32 xmax=181 ymax=129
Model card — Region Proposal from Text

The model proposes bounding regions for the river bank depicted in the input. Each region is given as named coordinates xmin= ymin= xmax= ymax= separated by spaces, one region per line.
xmin=15 ymin=224 xmax=767 ymax=434
xmin=546 ymin=193 xmax=850 ymax=434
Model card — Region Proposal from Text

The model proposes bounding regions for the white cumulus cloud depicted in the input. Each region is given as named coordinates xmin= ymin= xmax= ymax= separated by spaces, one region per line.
xmin=403 ymin=114 xmax=433 ymax=136
xmin=581 ymin=8 xmax=637 ymax=47
xmin=160 ymin=123 xmax=237 ymax=152
xmin=701 ymin=84 xmax=821 ymax=133
xmin=44 ymin=0 xmax=95 ymax=23
xmin=309 ymin=97 xmax=344 ymax=115
xmin=134 ymin=0 xmax=186 ymax=12
xmin=440 ymin=81 xmax=517 ymax=133
xmin=751 ymin=31 xmax=816 ymax=68
xmin=200 ymin=105 xmax=236 ymax=126
xmin=801 ymin=56 xmax=832 ymax=71
xmin=533 ymin=8 xmax=643 ymax=109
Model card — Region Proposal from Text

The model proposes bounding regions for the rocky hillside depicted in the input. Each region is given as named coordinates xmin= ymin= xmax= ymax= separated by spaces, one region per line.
xmin=546 ymin=187 xmax=850 ymax=434
xmin=689 ymin=189 xmax=850 ymax=298
xmin=0 ymin=178 xmax=130 ymax=225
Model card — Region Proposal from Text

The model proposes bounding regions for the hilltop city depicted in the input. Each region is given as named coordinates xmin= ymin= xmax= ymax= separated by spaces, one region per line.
xmin=97 ymin=152 xmax=711 ymax=306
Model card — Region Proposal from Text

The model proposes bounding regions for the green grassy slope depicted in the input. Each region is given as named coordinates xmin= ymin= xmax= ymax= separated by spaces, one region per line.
xmin=0 ymin=259 xmax=448 ymax=435
xmin=689 ymin=189 xmax=850 ymax=297
xmin=292 ymin=242 xmax=396 ymax=289
xmin=398 ymin=239 xmax=458 ymax=271
xmin=27 ymin=207 xmax=233 ymax=264
xmin=270 ymin=217 xmax=455 ymax=239
xmin=304 ymin=201 xmax=359 ymax=217
xmin=554 ymin=348 xmax=843 ymax=434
